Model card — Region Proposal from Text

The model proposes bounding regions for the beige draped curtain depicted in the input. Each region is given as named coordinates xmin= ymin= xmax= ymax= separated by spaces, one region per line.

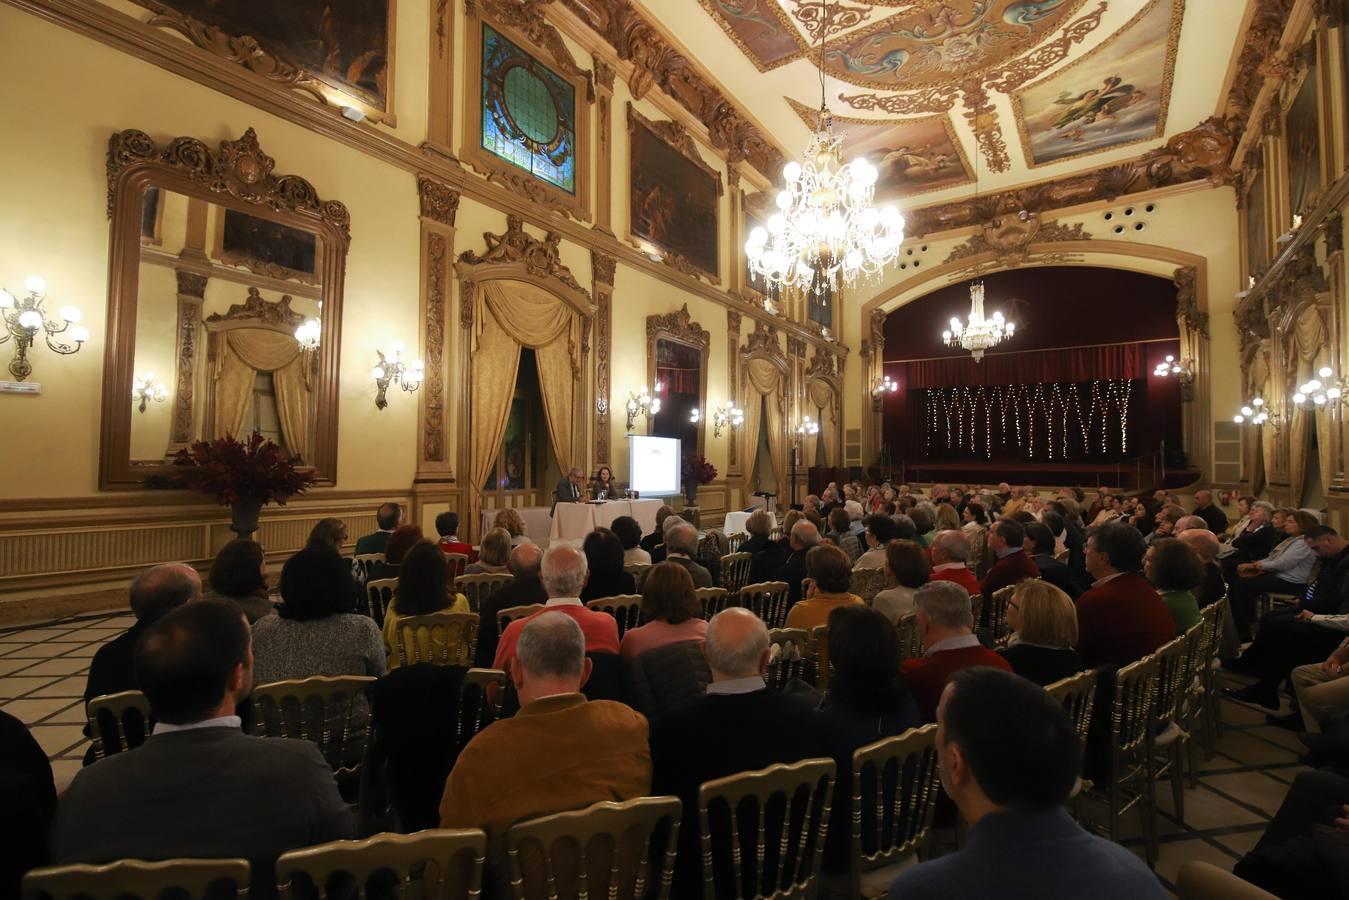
xmin=1289 ymin=306 xmax=1331 ymax=505
xmin=745 ymin=357 xmax=788 ymax=494
xmin=212 ymin=328 xmax=311 ymax=463
xmin=808 ymin=378 xmax=839 ymax=467
xmin=468 ymin=279 xmax=582 ymax=505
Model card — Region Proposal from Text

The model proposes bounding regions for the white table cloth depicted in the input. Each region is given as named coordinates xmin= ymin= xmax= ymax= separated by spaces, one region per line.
xmin=480 ymin=507 xmax=553 ymax=543
xmin=723 ymin=510 xmax=776 ymax=537
xmin=549 ymin=499 xmax=665 ymax=541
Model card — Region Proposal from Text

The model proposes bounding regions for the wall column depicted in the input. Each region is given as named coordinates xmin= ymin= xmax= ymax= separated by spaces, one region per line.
xmin=592 ymin=251 xmax=615 ymax=467
xmin=168 ymin=270 xmax=207 ymax=457
xmin=593 ymin=61 xmax=615 ymax=235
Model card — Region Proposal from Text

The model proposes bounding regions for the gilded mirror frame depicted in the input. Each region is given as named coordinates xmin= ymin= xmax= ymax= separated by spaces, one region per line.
xmin=646 ymin=305 xmax=711 ymax=456
xmin=101 ymin=127 xmax=350 ymax=490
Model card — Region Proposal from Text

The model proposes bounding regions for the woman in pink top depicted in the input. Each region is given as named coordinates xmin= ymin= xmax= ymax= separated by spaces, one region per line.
xmin=619 ymin=562 xmax=708 ymax=660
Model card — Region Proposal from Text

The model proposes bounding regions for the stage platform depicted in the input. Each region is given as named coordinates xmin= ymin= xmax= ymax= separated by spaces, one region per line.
xmin=810 ymin=458 xmax=1201 ymax=494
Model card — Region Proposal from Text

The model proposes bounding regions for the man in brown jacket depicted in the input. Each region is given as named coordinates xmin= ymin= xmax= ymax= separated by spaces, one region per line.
xmin=439 ymin=611 xmax=651 ymax=895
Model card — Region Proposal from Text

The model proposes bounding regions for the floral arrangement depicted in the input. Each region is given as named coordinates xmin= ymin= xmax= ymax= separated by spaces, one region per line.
xmin=167 ymin=432 xmax=315 ymax=505
xmin=683 ymin=454 xmax=718 ymax=487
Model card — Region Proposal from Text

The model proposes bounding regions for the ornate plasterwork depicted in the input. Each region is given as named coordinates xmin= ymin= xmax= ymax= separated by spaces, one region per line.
xmin=961 ymin=80 xmax=1010 ymax=173
xmin=592 ymin=251 xmax=617 ymax=287
xmin=204 ymin=286 xmax=306 ymax=328
xmin=943 ymin=214 xmax=1091 ymax=267
xmin=175 ymin=270 xmax=208 ymax=298
xmin=468 ymin=0 xmax=594 ymax=98
xmin=418 ymin=176 xmax=460 ymax=226
xmin=592 ymin=250 xmax=615 ymax=465
xmin=789 ymin=0 xmax=873 ymax=43
xmin=107 ymin=128 xmax=351 ymax=236
xmin=457 ymin=215 xmax=590 ymax=299
xmin=627 ymin=104 xmax=725 ymax=194
xmin=170 ymin=287 xmax=203 ymax=446
xmin=743 ymin=319 xmax=787 ymax=365
xmin=1223 ymin=0 xmax=1297 ymax=130
xmin=805 ymin=347 xmax=838 ymax=380
xmin=424 ymin=233 xmax=448 ymax=463
xmin=1173 ymin=265 xmax=1208 ymax=339
xmin=646 ymin=304 xmax=711 ymax=349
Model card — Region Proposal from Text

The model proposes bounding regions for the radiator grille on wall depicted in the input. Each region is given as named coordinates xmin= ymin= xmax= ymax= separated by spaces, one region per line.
xmin=846 ymin=429 xmax=862 ymax=465
xmin=1212 ymin=420 xmax=1242 ymax=485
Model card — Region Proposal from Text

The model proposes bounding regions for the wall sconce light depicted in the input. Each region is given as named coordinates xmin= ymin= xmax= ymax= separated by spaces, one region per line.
xmin=870 ymin=374 xmax=899 ymax=411
xmin=713 ymin=405 xmax=743 ymax=438
xmin=294 ymin=317 xmax=321 ymax=350
xmin=1233 ymin=396 xmax=1269 ymax=425
xmin=0 ymin=276 xmax=88 ymax=382
xmin=372 ymin=341 xmax=423 ymax=410
xmin=1153 ymin=354 xmax=1195 ymax=400
xmin=1293 ymin=366 xmax=1347 ymax=408
xmin=795 ymin=415 xmax=820 ymax=442
xmin=625 ymin=383 xmax=661 ymax=431
xmin=132 ymin=373 xmax=168 ymax=413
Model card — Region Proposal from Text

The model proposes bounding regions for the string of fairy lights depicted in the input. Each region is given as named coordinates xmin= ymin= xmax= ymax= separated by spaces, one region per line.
xmin=923 ymin=379 xmax=1134 ymax=459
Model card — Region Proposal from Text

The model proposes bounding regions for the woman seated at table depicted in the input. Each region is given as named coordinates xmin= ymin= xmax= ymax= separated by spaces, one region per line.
xmin=591 ymin=465 xmax=624 ymax=500
xmin=619 ymin=562 xmax=707 ymax=660
xmin=493 ymin=507 xmax=534 ymax=547
xmin=579 ymin=527 xmax=637 ymax=602
xmin=382 ymin=540 xmax=471 ymax=667
xmin=464 ymin=528 xmax=511 ymax=575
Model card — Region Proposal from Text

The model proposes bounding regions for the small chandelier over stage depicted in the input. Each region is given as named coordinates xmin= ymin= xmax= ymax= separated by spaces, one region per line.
xmin=943 ymin=282 xmax=1014 ymax=362
xmin=743 ymin=2 xmax=904 ymax=294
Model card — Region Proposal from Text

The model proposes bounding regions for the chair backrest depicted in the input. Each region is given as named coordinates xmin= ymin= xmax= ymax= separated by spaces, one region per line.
xmin=848 ymin=725 xmax=941 ymax=897
xmin=695 ymin=587 xmax=733 ymax=621
xmin=23 ymin=859 xmax=251 ymax=900
xmin=353 ymin=553 xmax=385 ymax=584
xmin=809 ymin=625 xmax=831 ymax=691
xmin=507 ymin=796 xmax=682 ymax=900
xmin=1175 ymin=860 xmax=1280 ymax=900
xmin=848 ymin=567 xmax=886 ymax=604
xmin=769 ymin=525 xmax=785 ymax=541
xmin=463 ymin=668 xmax=509 ymax=736
xmin=720 ymin=552 xmax=753 ymax=594
xmin=454 ymin=573 xmax=515 ymax=614
xmin=727 ymin=532 xmax=747 ymax=553
xmin=586 ymin=595 xmax=645 ymax=638
xmin=739 ymin=581 xmax=790 ymax=629
xmin=86 ymin=690 xmax=151 ymax=761
xmin=624 ymin=562 xmax=651 ymax=582
xmin=985 ymin=583 xmax=1018 ymax=642
xmin=251 ymin=675 xmax=377 ymax=779
xmin=1045 ymin=668 xmax=1098 ymax=752
xmin=699 ymin=531 xmax=729 ymax=566
xmin=393 ymin=611 xmax=480 ymax=668
xmin=1198 ymin=597 xmax=1228 ymax=669
xmin=697 ymin=758 xmax=836 ymax=900
xmin=276 ymin=828 xmax=486 ymax=900
xmin=498 ymin=604 xmax=544 ymax=635
xmin=1111 ymin=653 xmax=1159 ymax=757
xmin=366 ymin=578 xmax=398 ymax=627
xmin=444 ymin=552 xmax=470 ymax=581
xmin=765 ymin=628 xmax=811 ymax=691
xmin=894 ymin=613 xmax=923 ymax=662
xmin=1152 ymin=633 xmax=1192 ymax=728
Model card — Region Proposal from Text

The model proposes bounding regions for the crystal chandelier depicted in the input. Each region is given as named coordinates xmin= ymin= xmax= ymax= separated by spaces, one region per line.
xmin=744 ymin=4 xmax=904 ymax=294
xmin=942 ymin=282 xmax=1013 ymax=362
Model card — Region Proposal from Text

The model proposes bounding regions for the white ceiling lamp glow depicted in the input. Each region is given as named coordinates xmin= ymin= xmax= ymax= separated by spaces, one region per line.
xmin=744 ymin=1 xmax=904 ymax=295
xmin=942 ymin=282 xmax=1014 ymax=362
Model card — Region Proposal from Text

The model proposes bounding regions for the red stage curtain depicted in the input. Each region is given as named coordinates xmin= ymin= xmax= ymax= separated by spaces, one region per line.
xmin=897 ymin=343 xmax=1147 ymax=389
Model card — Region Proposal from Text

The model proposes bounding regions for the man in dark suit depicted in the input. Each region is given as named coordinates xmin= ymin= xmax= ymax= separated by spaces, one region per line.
xmin=475 ymin=543 xmax=547 ymax=667
xmin=355 ymin=501 xmax=402 ymax=555
xmin=979 ymin=518 xmax=1040 ymax=614
xmin=640 ymin=523 xmax=711 ymax=589
xmin=1192 ymin=489 xmax=1229 ymax=535
xmin=651 ymin=607 xmax=823 ymax=897
xmin=553 ymin=466 xmax=586 ymax=512
xmin=774 ymin=520 xmax=822 ymax=605
xmin=53 ymin=600 xmax=354 ymax=897
xmin=1024 ymin=522 xmax=1086 ymax=599
xmin=81 ymin=563 xmax=203 ymax=765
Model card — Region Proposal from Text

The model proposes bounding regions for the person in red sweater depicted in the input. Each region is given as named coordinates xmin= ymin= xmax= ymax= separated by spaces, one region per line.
xmin=493 ymin=544 xmax=620 ymax=673
xmin=930 ymin=530 xmax=981 ymax=596
xmin=979 ymin=519 xmax=1040 ymax=625
xmin=434 ymin=512 xmax=479 ymax=565
xmin=1076 ymin=521 xmax=1175 ymax=668
xmin=899 ymin=581 xmax=1012 ymax=721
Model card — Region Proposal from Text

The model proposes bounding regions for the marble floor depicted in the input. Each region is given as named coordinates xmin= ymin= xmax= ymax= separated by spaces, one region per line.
xmin=0 ymin=609 xmax=1308 ymax=896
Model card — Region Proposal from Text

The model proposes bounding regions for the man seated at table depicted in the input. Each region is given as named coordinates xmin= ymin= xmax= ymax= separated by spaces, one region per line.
xmin=553 ymin=466 xmax=587 ymax=511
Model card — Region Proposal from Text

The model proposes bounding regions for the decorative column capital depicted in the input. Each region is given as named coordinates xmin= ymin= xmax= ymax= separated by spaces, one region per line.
xmin=175 ymin=270 xmax=208 ymax=298
xmin=418 ymin=175 xmax=460 ymax=226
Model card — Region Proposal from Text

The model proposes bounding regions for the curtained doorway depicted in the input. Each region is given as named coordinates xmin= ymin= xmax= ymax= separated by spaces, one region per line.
xmin=749 ymin=395 xmax=779 ymax=496
xmin=480 ymin=349 xmax=558 ymax=511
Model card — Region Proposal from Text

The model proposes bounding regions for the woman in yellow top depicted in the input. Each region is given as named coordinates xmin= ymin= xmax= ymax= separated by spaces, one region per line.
xmin=785 ymin=544 xmax=864 ymax=631
xmin=383 ymin=540 xmax=471 ymax=668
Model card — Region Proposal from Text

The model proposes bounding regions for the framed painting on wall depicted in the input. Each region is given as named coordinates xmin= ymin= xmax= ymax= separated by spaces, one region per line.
xmin=217 ymin=209 xmax=320 ymax=284
xmin=1284 ymin=43 xmax=1323 ymax=218
xmin=1244 ymin=166 xmax=1269 ymax=280
xmin=133 ymin=0 xmax=394 ymax=120
xmin=628 ymin=105 xmax=722 ymax=281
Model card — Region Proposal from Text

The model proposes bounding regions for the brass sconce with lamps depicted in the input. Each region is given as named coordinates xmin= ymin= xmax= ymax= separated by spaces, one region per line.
xmin=372 ymin=341 xmax=423 ymax=410
xmin=870 ymin=374 xmax=898 ymax=411
xmin=625 ymin=383 xmax=662 ymax=431
xmin=691 ymin=404 xmax=744 ymax=438
xmin=132 ymin=373 xmax=168 ymax=413
xmin=1 ymin=276 xmax=88 ymax=382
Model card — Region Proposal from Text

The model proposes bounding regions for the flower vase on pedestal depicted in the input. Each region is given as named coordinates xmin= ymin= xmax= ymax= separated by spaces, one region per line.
xmin=230 ymin=496 xmax=265 ymax=539
xmin=684 ymin=483 xmax=698 ymax=506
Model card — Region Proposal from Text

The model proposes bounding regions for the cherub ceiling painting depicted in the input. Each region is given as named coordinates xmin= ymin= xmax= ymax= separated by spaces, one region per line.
xmin=1014 ymin=0 xmax=1184 ymax=166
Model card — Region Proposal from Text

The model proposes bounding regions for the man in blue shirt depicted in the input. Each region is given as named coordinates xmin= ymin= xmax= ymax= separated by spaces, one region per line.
xmin=889 ymin=667 xmax=1163 ymax=900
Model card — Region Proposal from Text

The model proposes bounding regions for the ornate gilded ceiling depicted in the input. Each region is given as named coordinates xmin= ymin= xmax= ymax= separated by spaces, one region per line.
xmin=642 ymin=0 xmax=1242 ymax=204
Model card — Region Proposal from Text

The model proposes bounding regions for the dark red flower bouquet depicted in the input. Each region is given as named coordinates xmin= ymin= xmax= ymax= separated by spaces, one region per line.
xmin=169 ymin=432 xmax=315 ymax=506
xmin=683 ymin=454 xmax=718 ymax=486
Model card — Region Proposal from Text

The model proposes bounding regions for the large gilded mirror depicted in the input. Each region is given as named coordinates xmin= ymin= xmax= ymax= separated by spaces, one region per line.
xmin=646 ymin=305 xmax=709 ymax=458
xmin=101 ymin=128 xmax=349 ymax=489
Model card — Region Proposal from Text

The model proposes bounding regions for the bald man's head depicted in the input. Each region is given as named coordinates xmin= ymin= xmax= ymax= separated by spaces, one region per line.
xmin=509 ymin=542 xmax=543 ymax=577
xmin=130 ymin=563 xmax=202 ymax=624
xmin=1178 ymin=528 xmax=1220 ymax=563
xmin=705 ymin=607 xmax=770 ymax=680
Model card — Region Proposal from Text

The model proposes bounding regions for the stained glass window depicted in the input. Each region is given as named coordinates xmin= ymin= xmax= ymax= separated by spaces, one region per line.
xmin=481 ymin=24 xmax=576 ymax=194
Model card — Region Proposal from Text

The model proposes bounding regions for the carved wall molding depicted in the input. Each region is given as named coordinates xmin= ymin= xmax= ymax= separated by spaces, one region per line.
xmin=626 ymin=103 xmax=724 ymax=193
xmin=107 ymin=128 xmax=352 ymax=236
xmin=423 ymin=232 xmax=449 ymax=464
xmin=204 ymin=286 xmax=306 ymax=328
xmin=1173 ymin=265 xmax=1208 ymax=339
xmin=1224 ymin=0 xmax=1297 ymax=136
xmin=458 ymin=215 xmax=591 ymax=300
xmin=961 ymin=81 xmax=1010 ymax=174
xmin=592 ymin=251 xmax=617 ymax=287
xmin=646 ymin=304 xmax=710 ymax=349
xmin=943 ymin=214 xmax=1091 ymax=267
xmin=170 ymin=290 xmax=203 ymax=447
xmin=175 ymin=270 xmax=208 ymax=298
xmin=805 ymin=348 xmax=838 ymax=381
xmin=788 ymin=0 xmax=872 ymax=44
xmin=557 ymin=0 xmax=785 ymax=176
xmin=743 ymin=320 xmax=786 ymax=365
xmin=468 ymin=0 xmax=594 ymax=98
xmin=418 ymin=175 xmax=460 ymax=226
xmin=593 ymin=249 xmax=614 ymax=465
xmin=727 ymin=308 xmax=741 ymax=469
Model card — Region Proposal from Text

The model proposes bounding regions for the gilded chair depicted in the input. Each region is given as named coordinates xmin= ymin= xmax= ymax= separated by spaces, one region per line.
xmin=507 ymin=796 xmax=682 ymax=900
xmin=1045 ymin=668 xmax=1098 ymax=809
xmin=848 ymin=568 xmax=886 ymax=605
xmin=444 ymin=552 xmax=470 ymax=581
xmin=454 ymin=573 xmax=515 ymax=615
xmin=86 ymin=689 xmax=152 ymax=760
xmin=769 ymin=525 xmax=785 ymax=541
xmin=984 ymin=583 xmax=1019 ymax=644
xmin=1148 ymin=633 xmax=1195 ymax=830
xmin=765 ymin=628 xmax=811 ymax=691
xmin=276 ymin=828 xmax=487 ymax=900
xmin=697 ymin=758 xmax=836 ymax=900
xmin=463 ymin=668 xmax=509 ymax=736
xmin=894 ymin=614 xmax=923 ymax=662
xmin=586 ymin=595 xmax=645 ymax=639
xmin=695 ymin=587 xmax=733 ymax=621
xmin=23 ymin=858 xmax=251 ymax=900
xmin=739 ymin=582 xmax=790 ymax=629
xmin=809 ymin=625 xmax=832 ymax=691
xmin=1175 ymin=861 xmax=1279 ymax=899
xmin=727 ymin=532 xmax=747 ymax=553
xmin=365 ymin=578 xmax=398 ymax=628
xmin=822 ymin=725 xmax=940 ymax=899
xmin=1083 ymin=652 xmax=1159 ymax=867
xmin=251 ymin=675 xmax=377 ymax=780
xmin=353 ymin=553 xmax=385 ymax=585
xmin=623 ymin=563 xmax=651 ymax=583
xmin=1195 ymin=598 xmax=1228 ymax=757
xmin=498 ymin=604 xmax=544 ymax=635
xmin=720 ymin=552 xmax=753 ymax=594
xmin=392 ymin=611 xmax=480 ymax=668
